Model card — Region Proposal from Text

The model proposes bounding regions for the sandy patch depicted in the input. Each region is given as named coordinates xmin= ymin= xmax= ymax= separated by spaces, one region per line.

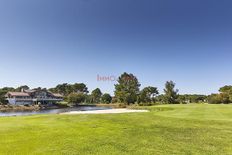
xmin=60 ymin=108 xmax=149 ymax=115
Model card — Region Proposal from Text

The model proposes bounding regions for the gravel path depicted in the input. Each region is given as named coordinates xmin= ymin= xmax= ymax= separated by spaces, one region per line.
xmin=60 ymin=108 xmax=149 ymax=115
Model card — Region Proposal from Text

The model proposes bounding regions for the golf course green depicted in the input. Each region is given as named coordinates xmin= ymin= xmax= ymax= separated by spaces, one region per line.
xmin=0 ymin=104 xmax=232 ymax=155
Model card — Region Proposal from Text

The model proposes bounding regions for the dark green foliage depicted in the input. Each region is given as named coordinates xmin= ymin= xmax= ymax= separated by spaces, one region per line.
xmin=219 ymin=85 xmax=232 ymax=94
xmin=208 ymin=94 xmax=222 ymax=104
xmin=111 ymin=97 xmax=118 ymax=103
xmin=220 ymin=93 xmax=230 ymax=104
xmin=72 ymin=83 xmax=89 ymax=94
xmin=163 ymin=81 xmax=179 ymax=104
xmin=84 ymin=94 xmax=92 ymax=104
xmin=177 ymin=95 xmax=187 ymax=104
xmin=49 ymin=83 xmax=69 ymax=96
xmin=0 ymin=87 xmax=15 ymax=104
xmin=90 ymin=88 xmax=102 ymax=103
xmin=219 ymin=85 xmax=232 ymax=101
xmin=208 ymin=85 xmax=232 ymax=104
xmin=67 ymin=93 xmax=86 ymax=104
xmin=101 ymin=93 xmax=112 ymax=104
xmin=155 ymin=94 xmax=165 ymax=103
xmin=49 ymin=83 xmax=88 ymax=96
xmin=15 ymin=85 xmax=30 ymax=92
xmin=1 ymin=74 xmax=232 ymax=106
xmin=114 ymin=72 xmax=141 ymax=104
xmin=208 ymin=93 xmax=230 ymax=104
xmin=177 ymin=94 xmax=207 ymax=104
xmin=138 ymin=86 xmax=159 ymax=103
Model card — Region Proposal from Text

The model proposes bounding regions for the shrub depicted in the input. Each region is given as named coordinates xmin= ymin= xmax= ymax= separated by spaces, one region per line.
xmin=101 ymin=93 xmax=112 ymax=104
xmin=208 ymin=93 xmax=230 ymax=104
xmin=67 ymin=93 xmax=86 ymax=104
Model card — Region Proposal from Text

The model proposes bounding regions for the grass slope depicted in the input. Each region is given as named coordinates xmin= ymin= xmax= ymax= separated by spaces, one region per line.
xmin=0 ymin=104 xmax=232 ymax=155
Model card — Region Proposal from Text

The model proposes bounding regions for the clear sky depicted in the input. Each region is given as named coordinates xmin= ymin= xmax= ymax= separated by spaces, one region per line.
xmin=0 ymin=0 xmax=232 ymax=95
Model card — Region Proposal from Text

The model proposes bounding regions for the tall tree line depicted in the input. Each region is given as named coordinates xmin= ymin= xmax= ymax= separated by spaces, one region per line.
xmin=2 ymin=72 xmax=230 ymax=105
xmin=114 ymin=72 xmax=179 ymax=105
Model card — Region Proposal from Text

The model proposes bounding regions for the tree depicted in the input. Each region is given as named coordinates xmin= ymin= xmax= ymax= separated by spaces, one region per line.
xmin=114 ymin=72 xmax=141 ymax=104
xmin=101 ymin=93 xmax=112 ymax=104
xmin=91 ymin=88 xmax=102 ymax=103
xmin=206 ymin=85 xmax=232 ymax=104
xmin=219 ymin=85 xmax=232 ymax=101
xmin=49 ymin=83 xmax=89 ymax=97
xmin=163 ymin=81 xmax=179 ymax=104
xmin=65 ymin=84 xmax=73 ymax=95
xmin=15 ymin=85 xmax=30 ymax=92
xmin=0 ymin=87 xmax=15 ymax=104
xmin=155 ymin=94 xmax=165 ymax=103
xmin=84 ymin=94 xmax=92 ymax=103
xmin=177 ymin=94 xmax=207 ymax=104
xmin=220 ymin=93 xmax=230 ymax=104
xmin=219 ymin=85 xmax=232 ymax=94
xmin=138 ymin=86 xmax=159 ymax=103
xmin=208 ymin=94 xmax=222 ymax=104
xmin=177 ymin=95 xmax=187 ymax=104
xmin=67 ymin=93 xmax=86 ymax=104
xmin=111 ymin=97 xmax=118 ymax=103
xmin=72 ymin=83 xmax=89 ymax=94
xmin=208 ymin=93 xmax=230 ymax=104
xmin=53 ymin=83 xmax=69 ymax=96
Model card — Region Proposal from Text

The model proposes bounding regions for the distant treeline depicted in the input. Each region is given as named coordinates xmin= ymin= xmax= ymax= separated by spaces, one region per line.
xmin=0 ymin=72 xmax=231 ymax=105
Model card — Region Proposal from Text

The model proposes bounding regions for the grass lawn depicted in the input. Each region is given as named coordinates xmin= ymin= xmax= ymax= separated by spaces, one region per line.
xmin=0 ymin=104 xmax=232 ymax=155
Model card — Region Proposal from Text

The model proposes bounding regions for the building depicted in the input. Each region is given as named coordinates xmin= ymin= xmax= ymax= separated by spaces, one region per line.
xmin=5 ymin=89 xmax=63 ymax=105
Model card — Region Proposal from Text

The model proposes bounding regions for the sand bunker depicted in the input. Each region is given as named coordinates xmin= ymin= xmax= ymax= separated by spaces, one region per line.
xmin=60 ymin=108 xmax=149 ymax=115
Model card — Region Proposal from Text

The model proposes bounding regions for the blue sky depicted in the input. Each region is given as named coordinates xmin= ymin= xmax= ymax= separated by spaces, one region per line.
xmin=0 ymin=0 xmax=232 ymax=95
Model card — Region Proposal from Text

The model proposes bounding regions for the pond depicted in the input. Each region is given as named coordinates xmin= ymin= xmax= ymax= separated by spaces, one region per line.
xmin=0 ymin=106 xmax=112 ymax=117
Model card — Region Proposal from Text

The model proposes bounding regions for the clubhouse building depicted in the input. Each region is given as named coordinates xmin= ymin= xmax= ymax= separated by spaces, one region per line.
xmin=5 ymin=89 xmax=63 ymax=105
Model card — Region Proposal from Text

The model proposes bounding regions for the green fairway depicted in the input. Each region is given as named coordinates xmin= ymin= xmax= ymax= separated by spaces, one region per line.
xmin=0 ymin=104 xmax=232 ymax=155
